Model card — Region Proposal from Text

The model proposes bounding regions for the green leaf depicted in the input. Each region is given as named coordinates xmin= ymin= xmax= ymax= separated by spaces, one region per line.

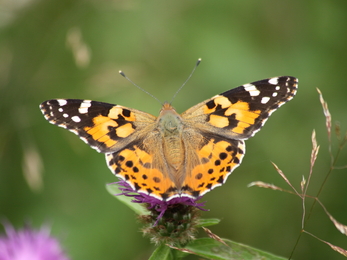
xmin=196 ymin=218 xmax=221 ymax=227
xmin=149 ymin=245 xmax=173 ymax=260
xmin=106 ymin=183 xmax=149 ymax=215
xmin=184 ymin=238 xmax=287 ymax=260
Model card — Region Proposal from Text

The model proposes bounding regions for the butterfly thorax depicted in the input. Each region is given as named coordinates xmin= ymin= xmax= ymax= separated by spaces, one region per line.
xmin=158 ymin=103 xmax=185 ymax=174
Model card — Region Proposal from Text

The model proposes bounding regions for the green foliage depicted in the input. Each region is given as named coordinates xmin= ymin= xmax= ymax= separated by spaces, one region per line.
xmin=106 ymin=183 xmax=149 ymax=216
xmin=184 ymin=238 xmax=287 ymax=260
xmin=147 ymin=238 xmax=288 ymax=260
xmin=149 ymin=245 xmax=172 ymax=260
xmin=196 ymin=218 xmax=220 ymax=227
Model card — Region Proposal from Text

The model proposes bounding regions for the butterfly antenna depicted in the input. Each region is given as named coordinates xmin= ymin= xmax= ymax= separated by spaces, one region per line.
xmin=170 ymin=58 xmax=201 ymax=104
xmin=119 ymin=70 xmax=162 ymax=105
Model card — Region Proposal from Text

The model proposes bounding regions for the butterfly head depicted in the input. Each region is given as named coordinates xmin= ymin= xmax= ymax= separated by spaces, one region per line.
xmin=158 ymin=103 xmax=182 ymax=133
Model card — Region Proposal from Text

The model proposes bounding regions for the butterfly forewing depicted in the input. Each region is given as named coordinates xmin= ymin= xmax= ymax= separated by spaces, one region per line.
xmin=182 ymin=76 xmax=298 ymax=140
xmin=40 ymin=99 xmax=156 ymax=153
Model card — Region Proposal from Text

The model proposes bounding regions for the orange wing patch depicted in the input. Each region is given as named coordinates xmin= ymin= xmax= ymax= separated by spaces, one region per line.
xmin=84 ymin=115 xmax=119 ymax=148
xmin=106 ymin=146 xmax=178 ymax=200
xmin=205 ymin=99 xmax=261 ymax=135
xmin=203 ymin=96 xmax=231 ymax=114
xmin=181 ymin=138 xmax=245 ymax=198
xmin=108 ymin=106 xmax=136 ymax=121
xmin=82 ymin=106 xmax=137 ymax=150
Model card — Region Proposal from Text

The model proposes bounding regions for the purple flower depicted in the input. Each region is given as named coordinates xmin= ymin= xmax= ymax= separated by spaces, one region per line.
xmin=115 ymin=180 xmax=208 ymax=245
xmin=0 ymin=223 xmax=69 ymax=260
xmin=116 ymin=180 xmax=207 ymax=218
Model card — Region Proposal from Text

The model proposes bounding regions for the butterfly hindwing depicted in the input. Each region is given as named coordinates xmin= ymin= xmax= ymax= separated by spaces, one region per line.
xmin=180 ymin=136 xmax=246 ymax=198
xmin=106 ymin=144 xmax=179 ymax=201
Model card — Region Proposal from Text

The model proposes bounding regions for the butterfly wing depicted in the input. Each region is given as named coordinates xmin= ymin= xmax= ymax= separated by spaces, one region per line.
xmin=106 ymin=143 xmax=181 ymax=201
xmin=40 ymin=99 xmax=157 ymax=153
xmin=40 ymin=99 xmax=181 ymax=200
xmin=179 ymin=76 xmax=298 ymax=198
xmin=182 ymin=76 xmax=298 ymax=140
xmin=179 ymin=136 xmax=246 ymax=198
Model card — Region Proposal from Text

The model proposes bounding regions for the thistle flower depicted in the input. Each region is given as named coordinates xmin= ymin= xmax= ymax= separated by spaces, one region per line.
xmin=116 ymin=180 xmax=207 ymax=245
xmin=0 ymin=223 xmax=69 ymax=260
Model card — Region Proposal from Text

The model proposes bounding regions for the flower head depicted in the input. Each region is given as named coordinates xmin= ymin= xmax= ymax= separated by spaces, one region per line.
xmin=0 ymin=223 xmax=69 ymax=260
xmin=116 ymin=180 xmax=208 ymax=245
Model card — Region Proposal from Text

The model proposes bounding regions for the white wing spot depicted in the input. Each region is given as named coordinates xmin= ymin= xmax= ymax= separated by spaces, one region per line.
xmin=71 ymin=116 xmax=81 ymax=122
xmin=63 ymin=113 xmax=69 ymax=118
xmin=261 ymin=97 xmax=271 ymax=104
xmin=275 ymin=86 xmax=280 ymax=91
xmin=272 ymin=92 xmax=278 ymax=97
xmin=69 ymin=129 xmax=78 ymax=134
xmin=269 ymin=77 xmax=279 ymax=85
xmin=57 ymin=99 xmax=68 ymax=106
xmin=243 ymin=84 xmax=260 ymax=96
xmin=79 ymin=100 xmax=92 ymax=114
xmin=78 ymin=107 xmax=89 ymax=114
xmin=80 ymin=136 xmax=89 ymax=144
xmin=58 ymin=108 xmax=63 ymax=112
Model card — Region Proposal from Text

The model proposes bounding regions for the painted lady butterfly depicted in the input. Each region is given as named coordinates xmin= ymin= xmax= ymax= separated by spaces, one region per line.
xmin=40 ymin=76 xmax=298 ymax=201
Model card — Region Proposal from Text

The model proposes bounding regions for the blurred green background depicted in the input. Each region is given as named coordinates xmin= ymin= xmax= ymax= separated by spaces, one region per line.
xmin=1 ymin=0 xmax=347 ymax=259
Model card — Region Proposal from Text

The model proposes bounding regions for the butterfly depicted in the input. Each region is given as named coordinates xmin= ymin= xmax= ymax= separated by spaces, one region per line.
xmin=40 ymin=76 xmax=298 ymax=201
